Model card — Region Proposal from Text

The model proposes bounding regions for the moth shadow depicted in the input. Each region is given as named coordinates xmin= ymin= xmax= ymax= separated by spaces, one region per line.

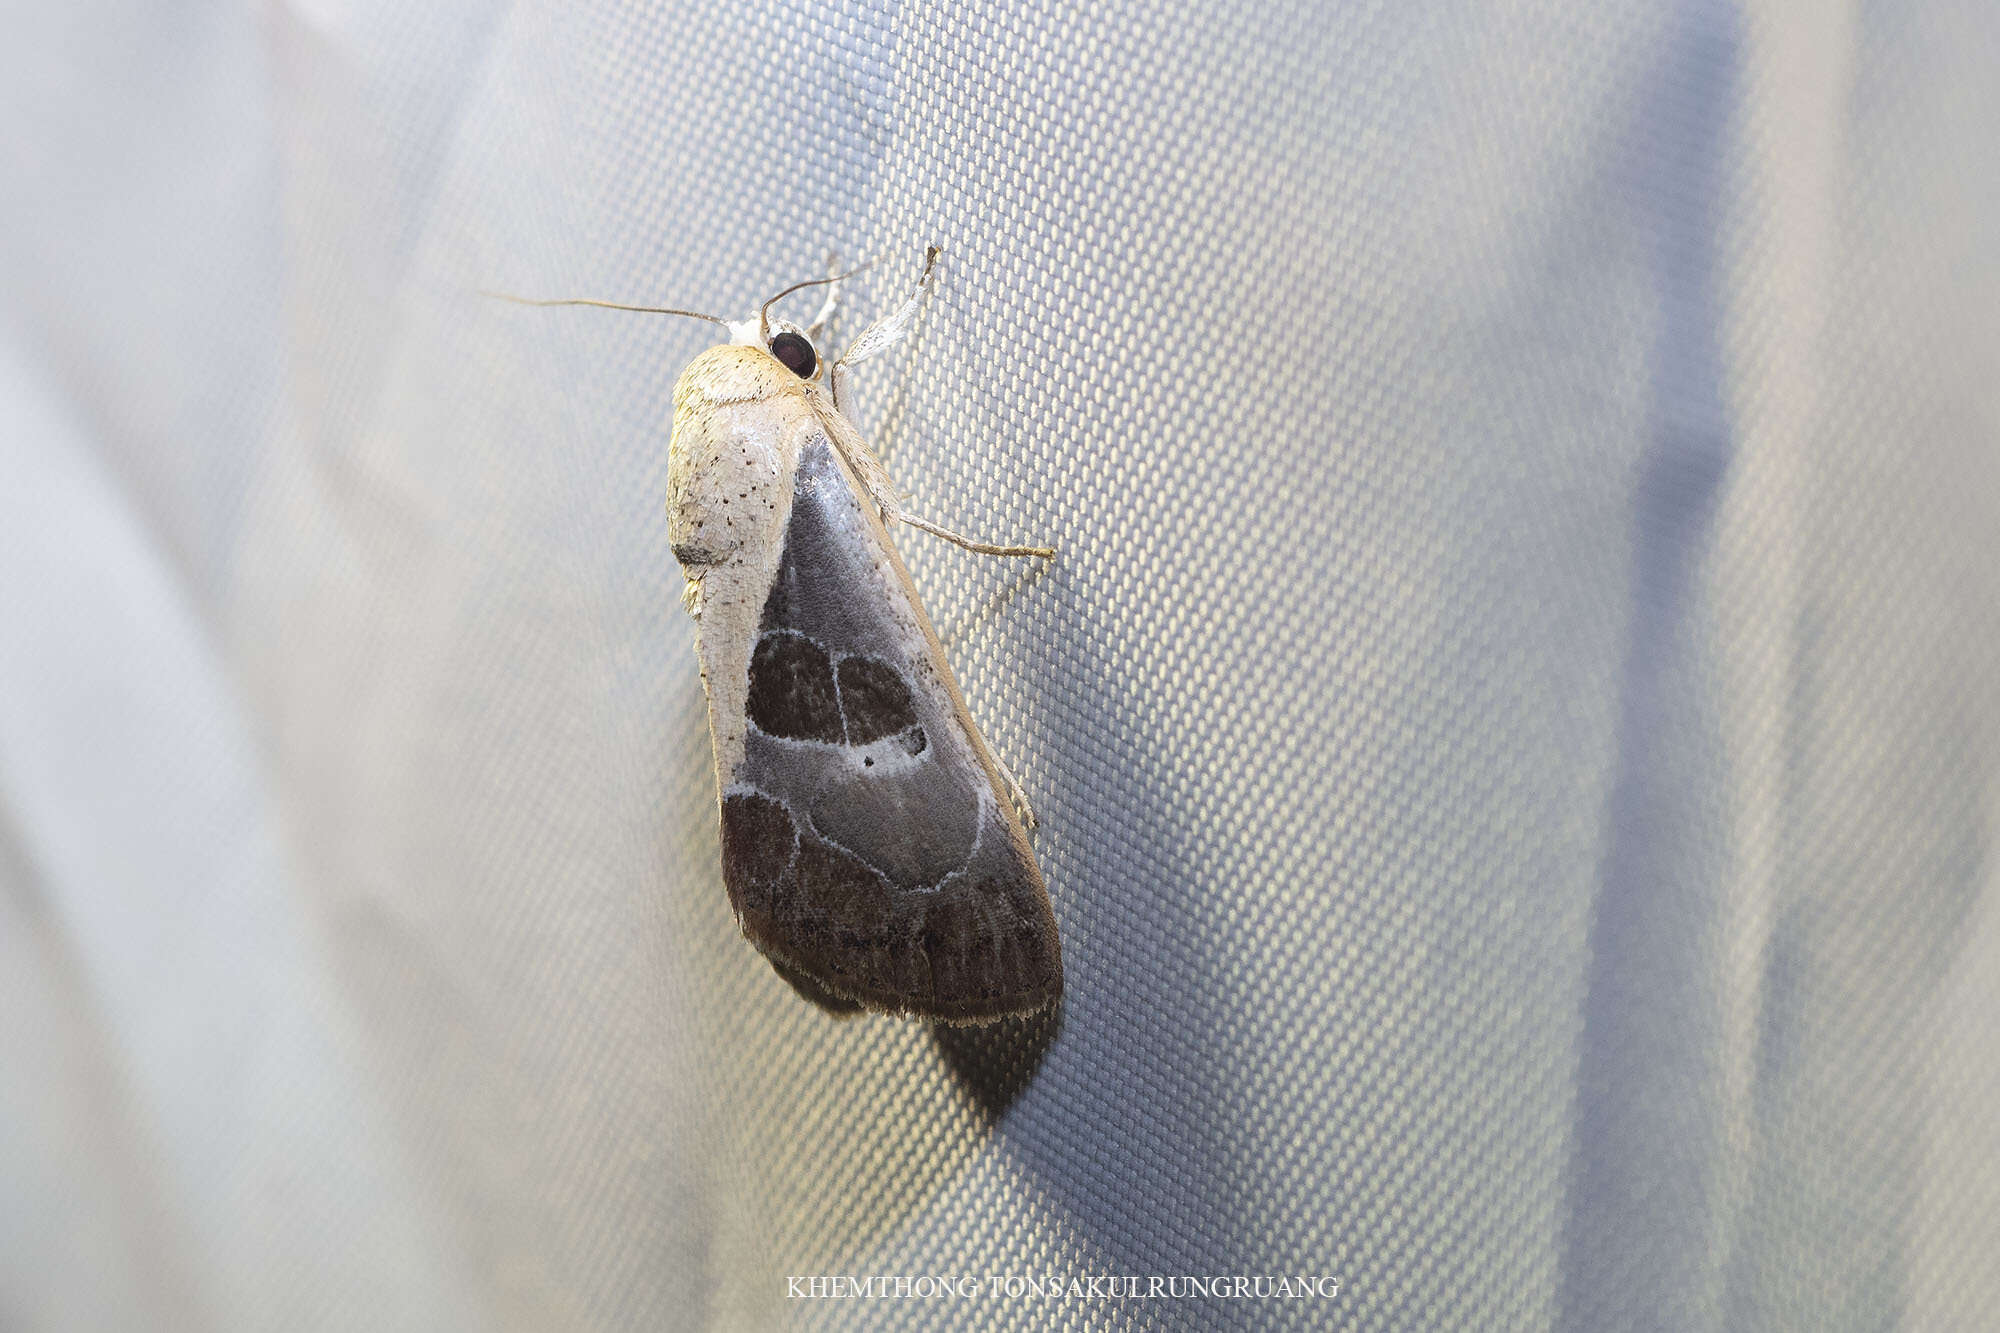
xmin=930 ymin=1001 xmax=1063 ymax=1119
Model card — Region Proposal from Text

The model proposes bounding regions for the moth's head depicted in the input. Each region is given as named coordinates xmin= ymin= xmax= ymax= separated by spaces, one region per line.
xmin=724 ymin=314 xmax=823 ymax=383
xmin=671 ymin=307 xmax=827 ymax=408
xmin=669 ymin=263 xmax=856 ymax=402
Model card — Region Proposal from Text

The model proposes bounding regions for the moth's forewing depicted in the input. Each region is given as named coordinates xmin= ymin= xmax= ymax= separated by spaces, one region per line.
xmin=716 ymin=436 xmax=1061 ymax=1022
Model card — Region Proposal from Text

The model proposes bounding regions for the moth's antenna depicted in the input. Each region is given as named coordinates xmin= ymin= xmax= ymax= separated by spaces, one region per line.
xmin=482 ymin=291 xmax=731 ymax=329
xmin=759 ymin=260 xmax=875 ymax=341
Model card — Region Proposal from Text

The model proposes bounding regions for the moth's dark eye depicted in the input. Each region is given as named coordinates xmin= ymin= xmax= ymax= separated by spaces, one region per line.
xmin=768 ymin=331 xmax=817 ymax=378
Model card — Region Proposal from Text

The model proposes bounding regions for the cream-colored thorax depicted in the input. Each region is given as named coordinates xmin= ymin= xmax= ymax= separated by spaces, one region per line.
xmin=667 ymin=341 xmax=832 ymax=791
xmin=667 ymin=343 xmax=811 ymax=573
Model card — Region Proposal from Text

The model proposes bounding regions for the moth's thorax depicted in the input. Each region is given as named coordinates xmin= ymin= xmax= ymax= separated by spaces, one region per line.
xmin=666 ymin=344 xmax=817 ymax=565
xmin=671 ymin=342 xmax=801 ymax=410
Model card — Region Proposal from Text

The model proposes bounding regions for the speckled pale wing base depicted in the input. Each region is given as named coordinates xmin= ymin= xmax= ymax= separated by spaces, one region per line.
xmin=668 ymin=344 xmax=1060 ymax=1023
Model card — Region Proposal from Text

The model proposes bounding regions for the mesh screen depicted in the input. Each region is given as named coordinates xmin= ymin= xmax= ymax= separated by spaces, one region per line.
xmin=3 ymin=2 xmax=1998 ymax=1329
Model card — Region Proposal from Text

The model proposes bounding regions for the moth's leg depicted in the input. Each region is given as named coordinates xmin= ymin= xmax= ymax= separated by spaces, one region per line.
xmin=833 ymin=422 xmax=1055 ymax=559
xmin=829 ymin=245 xmax=1053 ymax=558
xmin=885 ymin=505 xmax=1055 ymax=560
xmin=834 ymin=245 xmax=940 ymax=371
xmin=805 ymin=250 xmax=842 ymax=341
xmin=829 ymin=414 xmax=1055 ymax=558
xmin=829 ymin=246 xmax=937 ymax=411
xmin=991 ymin=747 xmax=1038 ymax=830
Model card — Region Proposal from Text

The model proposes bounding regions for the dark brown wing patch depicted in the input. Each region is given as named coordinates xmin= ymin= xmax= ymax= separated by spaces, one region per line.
xmin=718 ymin=436 xmax=1060 ymax=1022
xmin=719 ymin=791 xmax=797 ymax=917
xmin=836 ymin=654 xmax=919 ymax=743
xmin=746 ymin=631 xmax=843 ymax=743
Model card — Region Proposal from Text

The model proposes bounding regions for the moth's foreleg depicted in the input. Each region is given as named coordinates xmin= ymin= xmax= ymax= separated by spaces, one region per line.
xmin=834 ymin=246 xmax=941 ymax=371
xmin=805 ymin=250 xmax=843 ymax=341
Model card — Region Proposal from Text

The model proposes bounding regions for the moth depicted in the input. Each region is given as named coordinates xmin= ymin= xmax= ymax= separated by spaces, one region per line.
xmin=505 ymin=251 xmax=1061 ymax=1022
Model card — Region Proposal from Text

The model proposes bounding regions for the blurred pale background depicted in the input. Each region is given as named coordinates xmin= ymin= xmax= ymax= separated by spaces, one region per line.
xmin=3 ymin=2 xmax=1997 ymax=1330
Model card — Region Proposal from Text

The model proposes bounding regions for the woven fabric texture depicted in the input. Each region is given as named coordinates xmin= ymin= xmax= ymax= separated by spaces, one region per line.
xmin=4 ymin=2 xmax=1998 ymax=1329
